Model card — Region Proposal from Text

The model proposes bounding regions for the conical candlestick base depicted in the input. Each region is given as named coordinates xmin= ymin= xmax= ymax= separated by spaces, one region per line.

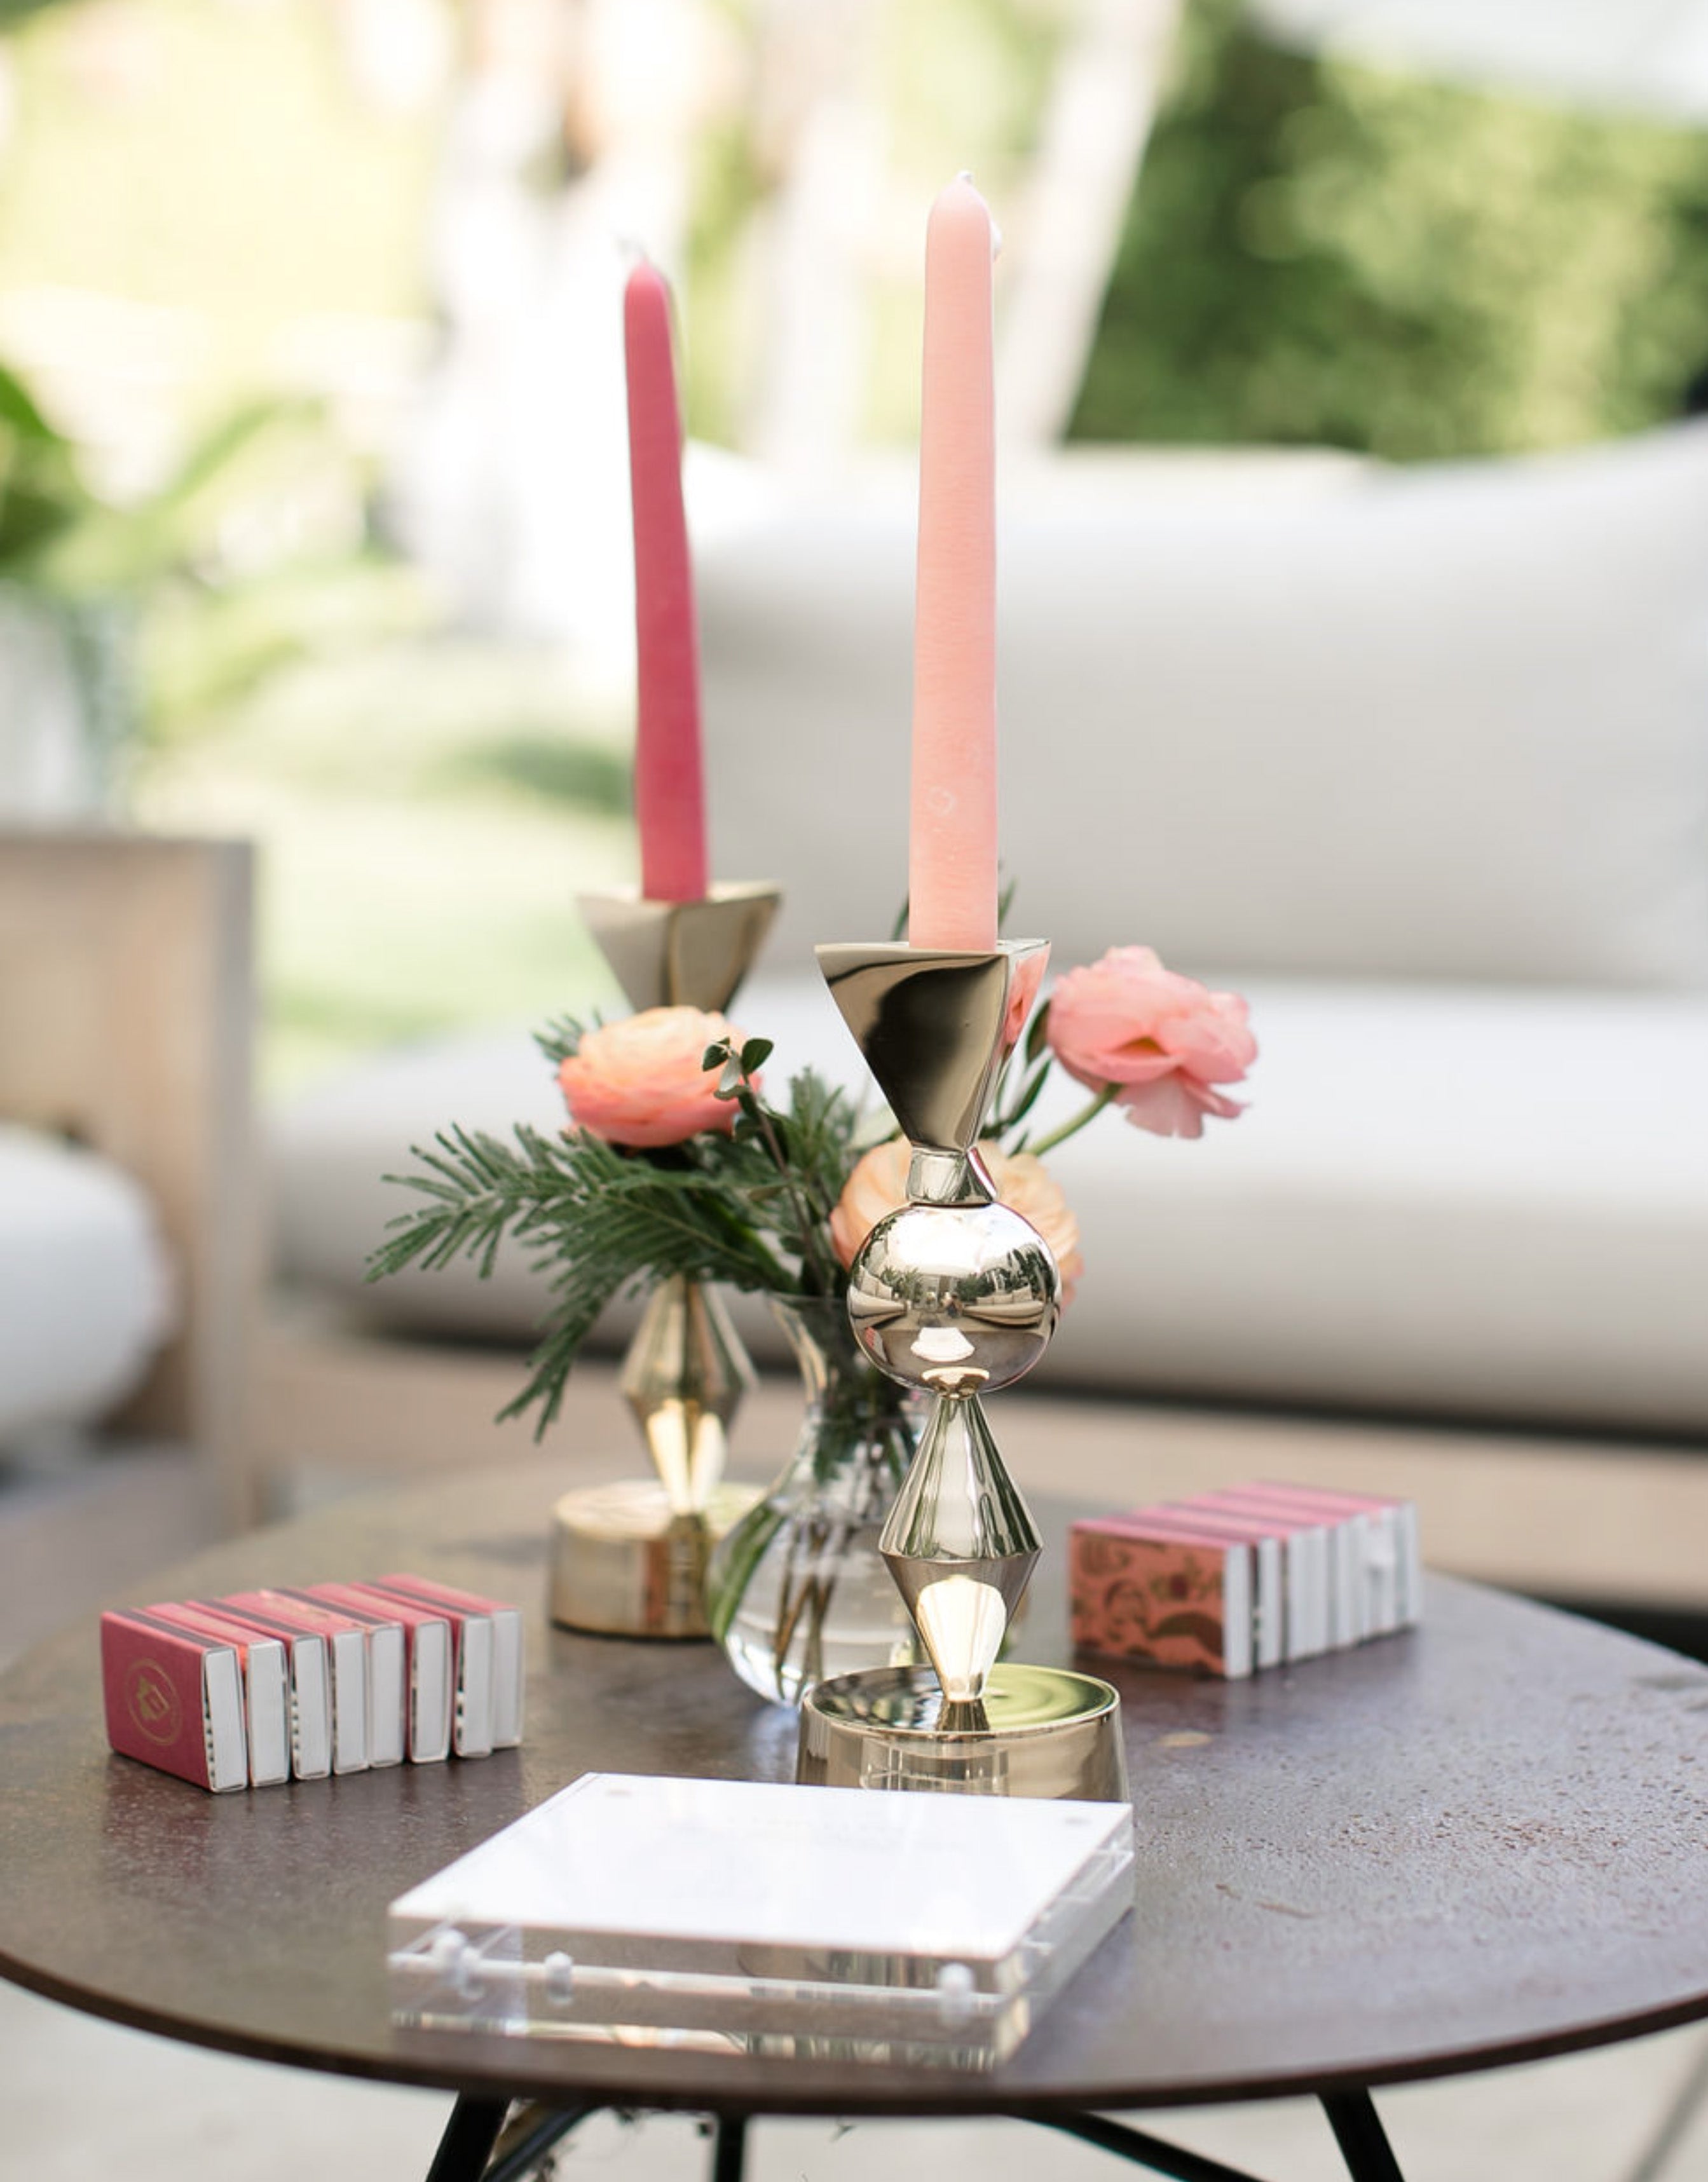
xmin=880 ymin=1394 xmax=1040 ymax=1704
xmin=816 ymin=941 xmax=1048 ymax=1156
xmin=620 ymin=1275 xmax=754 ymax=1517
xmin=579 ymin=882 xmax=780 ymax=1014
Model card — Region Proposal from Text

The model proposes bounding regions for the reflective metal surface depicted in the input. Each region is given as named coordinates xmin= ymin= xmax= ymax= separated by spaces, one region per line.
xmin=846 ymin=1199 xmax=1060 ymax=1396
xmin=620 ymin=1277 xmax=754 ymax=1518
xmin=815 ymin=941 xmax=1049 ymax=1154
xmin=578 ymin=882 xmax=781 ymax=1014
xmin=571 ymin=882 xmax=779 ymax=1637
xmin=548 ymin=1478 xmax=762 ymax=1639
xmin=798 ymin=1663 xmax=1130 ymax=1801
xmin=880 ymin=1395 xmax=1041 ymax=1702
xmin=815 ymin=936 xmax=1069 ymax=1715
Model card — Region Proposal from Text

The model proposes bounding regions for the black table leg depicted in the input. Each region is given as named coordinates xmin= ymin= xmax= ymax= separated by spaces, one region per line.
xmin=426 ymin=2097 xmax=510 ymax=2182
xmin=1322 ymin=2092 xmax=1407 ymax=2182
xmin=485 ymin=2104 xmax=598 ymax=2182
xmin=709 ymin=2114 xmax=750 ymax=2182
xmin=1028 ymin=2112 xmax=1275 ymax=2181
xmin=423 ymin=2099 xmax=599 ymax=2182
xmin=418 ymin=2096 xmax=1405 ymax=2182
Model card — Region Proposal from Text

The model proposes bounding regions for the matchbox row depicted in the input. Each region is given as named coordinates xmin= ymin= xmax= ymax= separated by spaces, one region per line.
xmin=101 ymin=1576 xmax=525 ymax=1792
xmin=1070 ymin=1483 xmax=1422 ymax=1679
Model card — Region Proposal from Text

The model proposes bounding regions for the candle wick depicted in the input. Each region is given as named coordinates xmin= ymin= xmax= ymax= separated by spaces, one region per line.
xmin=947 ymin=173 xmax=1001 ymax=259
xmin=616 ymin=233 xmax=652 ymax=271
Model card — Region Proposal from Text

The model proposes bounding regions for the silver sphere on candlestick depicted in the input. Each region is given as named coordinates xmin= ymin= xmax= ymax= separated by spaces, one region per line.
xmin=845 ymin=1188 xmax=1061 ymax=1397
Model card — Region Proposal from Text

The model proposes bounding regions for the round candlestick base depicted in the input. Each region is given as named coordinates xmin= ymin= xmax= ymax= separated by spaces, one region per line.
xmin=549 ymin=1478 xmax=762 ymax=1639
xmin=796 ymin=1661 xmax=1128 ymax=1801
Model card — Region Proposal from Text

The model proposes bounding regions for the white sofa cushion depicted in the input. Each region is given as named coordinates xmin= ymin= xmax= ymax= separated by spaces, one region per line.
xmin=1042 ymin=980 xmax=1708 ymax=1429
xmin=0 ymin=1125 xmax=176 ymax=1443
xmin=270 ymin=976 xmax=1708 ymax=1433
xmin=697 ymin=428 xmax=1708 ymax=989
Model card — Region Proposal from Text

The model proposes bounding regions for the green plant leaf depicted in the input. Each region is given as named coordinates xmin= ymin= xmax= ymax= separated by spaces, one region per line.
xmin=534 ymin=1014 xmax=586 ymax=1068
xmin=1001 ymin=1058 xmax=1053 ymax=1133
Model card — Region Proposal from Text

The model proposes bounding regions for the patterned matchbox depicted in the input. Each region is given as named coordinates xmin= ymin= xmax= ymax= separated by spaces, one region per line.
xmin=1071 ymin=1485 xmax=1421 ymax=1678
xmin=1069 ymin=1519 xmax=1255 ymax=1678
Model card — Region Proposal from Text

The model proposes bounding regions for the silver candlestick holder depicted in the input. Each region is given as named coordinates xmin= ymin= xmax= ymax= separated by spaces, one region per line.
xmin=795 ymin=939 xmax=1128 ymax=1799
xmin=548 ymin=881 xmax=779 ymax=1639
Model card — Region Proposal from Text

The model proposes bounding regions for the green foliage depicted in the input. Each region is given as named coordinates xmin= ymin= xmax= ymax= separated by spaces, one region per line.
xmin=439 ymin=735 xmax=633 ymax=817
xmin=40 ymin=397 xmax=320 ymax=596
xmin=139 ymin=551 xmax=429 ymax=749
xmin=0 ymin=381 xmax=328 ymax=600
xmin=532 ymin=1014 xmax=588 ymax=1070
xmin=1074 ymin=0 xmax=1708 ymax=458
xmin=0 ymin=358 xmax=91 ymax=571
xmin=0 ymin=357 xmax=420 ymax=758
xmin=370 ymin=1053 xmax=866 ymax=1436
xmin=370 ymin=1121 xmax=793 ymax=1433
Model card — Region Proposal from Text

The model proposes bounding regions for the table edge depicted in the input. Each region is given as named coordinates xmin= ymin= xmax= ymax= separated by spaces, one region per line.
xmin=8 ymin=1937 xmax=1708 ymax=2118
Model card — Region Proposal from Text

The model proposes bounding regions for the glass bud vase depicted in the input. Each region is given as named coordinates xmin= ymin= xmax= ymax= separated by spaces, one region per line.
xmin=706 ymin=1295 xmax=924 ymax=1708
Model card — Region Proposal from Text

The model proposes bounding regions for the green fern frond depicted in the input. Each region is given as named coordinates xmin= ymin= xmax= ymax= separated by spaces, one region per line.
xmin=533 ymin=1013 xmax=590 ymax=1069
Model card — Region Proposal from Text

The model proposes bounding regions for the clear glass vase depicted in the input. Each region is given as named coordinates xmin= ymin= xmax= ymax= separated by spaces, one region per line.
xmin=706 ymin=1295 xmax=924 ymax=1708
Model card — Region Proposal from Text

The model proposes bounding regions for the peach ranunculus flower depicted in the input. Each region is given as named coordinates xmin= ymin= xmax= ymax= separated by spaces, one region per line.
xmin=1046 ymin=946 xmax=1255 ymax=1141
xmin=829 ymin=1137 xmax=1085 ymax=1306
xmin=557 ymin=1007 xmax=750 ymax=1150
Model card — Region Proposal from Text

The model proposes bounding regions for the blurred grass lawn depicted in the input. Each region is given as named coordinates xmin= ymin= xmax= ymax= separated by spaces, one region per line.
xmin=134 ymin=634 xmax=641 ymax=1091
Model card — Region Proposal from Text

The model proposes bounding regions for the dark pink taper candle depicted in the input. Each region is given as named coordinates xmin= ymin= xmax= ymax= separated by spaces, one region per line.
xmin=625 ymin=259 xmax=709 ymax=903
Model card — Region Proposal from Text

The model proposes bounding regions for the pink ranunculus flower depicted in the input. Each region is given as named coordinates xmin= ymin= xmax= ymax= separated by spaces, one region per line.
xmin=558 ymin=1007 xmax=751 ymax=1150
xmin=830 ymin=1138 xmax=1085 ymax=1306
xmin=1046 ymin=946 xmax=1256 ymax=1141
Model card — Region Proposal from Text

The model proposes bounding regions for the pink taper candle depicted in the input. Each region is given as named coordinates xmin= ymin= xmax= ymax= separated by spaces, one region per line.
xmin=908 ymin=177 xmax=999 ymax=951
xmin=625 ymin=258 xmax=709 ymax=903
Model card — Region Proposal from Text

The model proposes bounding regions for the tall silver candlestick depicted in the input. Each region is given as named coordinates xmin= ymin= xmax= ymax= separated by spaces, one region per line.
xmin=548 ymin=881 xmax=779 ymax=1639
xmin=796 ymin=939 xmax=1128 ymax=1799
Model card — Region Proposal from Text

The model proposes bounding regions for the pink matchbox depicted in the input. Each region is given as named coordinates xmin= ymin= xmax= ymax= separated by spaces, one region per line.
xmin=313 ymin=1582 xmax=453 ymax=1763
xmin=223 ymin=1591 xmax=371 ymax=1775
xmin=357 ymin=1579 xmax=493 ymax=1758
xmin=1239 ymin=1483 xmax=1423 ymax=1630
xmin=146 ymin=1602 xmax=292 ymax=1787
xmin=100 ymin=1609 xmax=249 ymax=1792
xmin=372 ymin=1574 xmax=525 ymax=1750
xmin=1070 ymin=1518 xmax=1255 ymax=1679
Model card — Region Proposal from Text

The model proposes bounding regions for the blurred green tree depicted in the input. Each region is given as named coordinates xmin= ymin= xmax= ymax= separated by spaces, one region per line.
xmin=1073 ymin=0 xmax=1708 ymax=457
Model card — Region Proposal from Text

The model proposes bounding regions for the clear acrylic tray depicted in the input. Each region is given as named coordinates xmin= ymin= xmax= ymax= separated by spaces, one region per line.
xmin=388 ymin=1772 xmax=1134 ymax=2066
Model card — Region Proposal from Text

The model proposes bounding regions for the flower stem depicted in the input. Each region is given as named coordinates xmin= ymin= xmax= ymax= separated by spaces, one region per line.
xmin=1026 ymin=1084 xmax=1117 ymax=1157
xmin=725 ymin=1054 xmax=839 ymax=1295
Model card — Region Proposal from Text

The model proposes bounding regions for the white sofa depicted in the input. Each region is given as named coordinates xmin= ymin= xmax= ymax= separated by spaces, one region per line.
xmin=0 ymin=1124 xmax=175 ymax=1456
xmin=273 ymin=426 xmax=1708 ymax=1435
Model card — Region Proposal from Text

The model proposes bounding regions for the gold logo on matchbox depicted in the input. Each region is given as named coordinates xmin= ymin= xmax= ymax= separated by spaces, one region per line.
xmin=126 ymin=1659 xmax=182 ymax=1745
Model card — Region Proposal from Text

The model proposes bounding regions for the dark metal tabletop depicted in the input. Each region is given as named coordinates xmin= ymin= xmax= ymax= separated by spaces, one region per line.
xmin=3 ymin=1458 xmax=1707 ymax=2122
